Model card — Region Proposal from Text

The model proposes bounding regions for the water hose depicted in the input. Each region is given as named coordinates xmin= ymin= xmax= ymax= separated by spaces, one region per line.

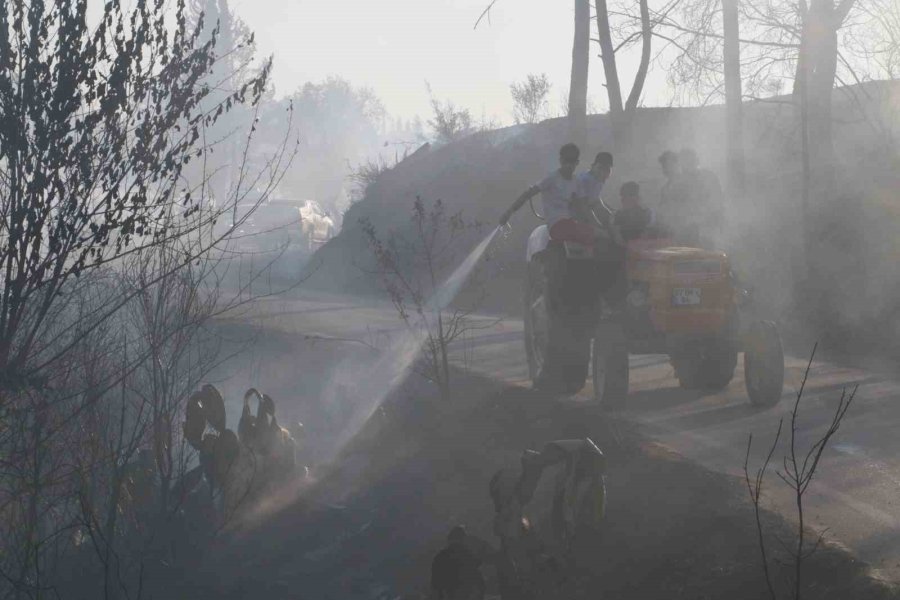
xmin=529 ymin=197 xmax=544 ymax=220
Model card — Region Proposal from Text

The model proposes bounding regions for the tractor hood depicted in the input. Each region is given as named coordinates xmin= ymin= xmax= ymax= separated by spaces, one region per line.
xmin=626 ymin=239 xmax=728 ymax=263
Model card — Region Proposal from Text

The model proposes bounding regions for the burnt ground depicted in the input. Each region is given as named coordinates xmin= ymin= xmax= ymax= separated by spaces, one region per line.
xmin=188 ymin=359 xmax=899 ymax=600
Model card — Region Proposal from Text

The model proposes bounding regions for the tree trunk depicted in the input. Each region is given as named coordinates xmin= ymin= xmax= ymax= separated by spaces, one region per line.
xmin=808 ymin=24 xmax=838 ymax=180
xmin=795 ymin=0 xmax=850 ymax=179
xmin=795 ymin=17 xmax=813 ymax=284
xmin=624 ymin=0 xmax=652 ymax=112
xmin=792 ymin=0 xmax=810 ymax=97
xmin=792 ymin=0 xmax=843 ymax=310
xmin=722 ymin=0 xmax=745 ymax=196
xmin=569 ymin=0 xmax=590 ymax=147
xmin=104 ymin=469 xmax=125 ymax=600
xmin=595 ymin=0 xmax=623 ymax=116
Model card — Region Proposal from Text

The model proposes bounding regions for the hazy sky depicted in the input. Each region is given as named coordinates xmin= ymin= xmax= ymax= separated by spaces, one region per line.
xmin=235 ymin=0 xmax=662 ymax=123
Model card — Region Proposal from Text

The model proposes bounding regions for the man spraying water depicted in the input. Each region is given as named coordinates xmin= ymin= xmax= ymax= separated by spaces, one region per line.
xmin=499 ymin=144 xmax=624 ymax=395
xmin=500 ymin=143 xmax=582 ymax=242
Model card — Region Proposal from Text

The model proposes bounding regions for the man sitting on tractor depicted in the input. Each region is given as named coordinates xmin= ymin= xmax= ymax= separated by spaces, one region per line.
xmin=614 ymin=181 xmax=656 ymax=242
xmin=500 ymin=144 xmax=623 ymax=394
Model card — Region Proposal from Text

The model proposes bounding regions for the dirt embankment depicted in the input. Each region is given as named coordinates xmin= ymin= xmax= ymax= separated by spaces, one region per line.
xmin=197 ymin=363 xmax=898 ymax=600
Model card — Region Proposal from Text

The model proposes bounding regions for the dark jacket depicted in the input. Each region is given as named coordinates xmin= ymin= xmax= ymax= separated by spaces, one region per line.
xmin=614 ymin=205 xmax=654 ymax=242
xmin=431 ymin=543 xmax=485 ymax=600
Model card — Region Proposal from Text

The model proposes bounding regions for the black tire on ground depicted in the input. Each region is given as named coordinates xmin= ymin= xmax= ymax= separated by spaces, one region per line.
xmin=672 ymin=339 xmax=738 ymax=391
xmin=524 ymin=261 xmax=548 ymax=382
xmin=744 ymin=320 xmax=785 ymax=407
xmin=592 ymin=325 xmax=629 ymax=408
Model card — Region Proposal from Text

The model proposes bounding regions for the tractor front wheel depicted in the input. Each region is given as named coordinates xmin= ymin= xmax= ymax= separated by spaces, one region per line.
xmin=744 ymin=320 xmax=784 ymax=407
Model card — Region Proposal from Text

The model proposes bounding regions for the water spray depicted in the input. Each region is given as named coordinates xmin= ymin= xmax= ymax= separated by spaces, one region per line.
xmin=328 ymin=225 xmax=504 ymax=452
xmin=428 ymin=226 xmax=502 ymax=311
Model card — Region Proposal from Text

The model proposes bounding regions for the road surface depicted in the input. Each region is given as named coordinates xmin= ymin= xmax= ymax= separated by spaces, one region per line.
xmin=230 ymin=290 xmax=900 ymax=581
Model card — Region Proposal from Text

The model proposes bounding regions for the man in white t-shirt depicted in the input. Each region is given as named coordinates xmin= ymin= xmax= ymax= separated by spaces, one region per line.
xmin=499 ymin=143 xmax=581 ymax=234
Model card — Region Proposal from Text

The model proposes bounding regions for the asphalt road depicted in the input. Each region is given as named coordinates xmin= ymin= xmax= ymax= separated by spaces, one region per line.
xmin=233 ymin=290 xmax=900 ymax=581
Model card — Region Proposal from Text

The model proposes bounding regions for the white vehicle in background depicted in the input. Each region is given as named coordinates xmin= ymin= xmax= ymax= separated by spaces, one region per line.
xmin=226 ymin=198 xmax=336 ymax=253
xmin=298 ymin=200 xmax=336 ymax=251
xmin=220 ymin=197 xmax=337 ymax=281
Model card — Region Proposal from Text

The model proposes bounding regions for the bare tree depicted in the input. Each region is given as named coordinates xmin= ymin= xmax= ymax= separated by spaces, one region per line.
xmin=570 ymin=0 xmax=591 ymax=147
xmin=475 ymin=1 xmax=592 ymax=142
xmin=511 ymin=74 xmax=553 ymax=124
xmin=0 ymin=0 xmax=276 ymax=388
xmin=189 ymin=0 xmax=265 ymax=203
xmin=723 ymin=0 xmax=746 ymax=195
xmin=0 ymin=0 xmax=299 ymax=596
xmin=744 ymin=345 xmax=856 ymax=599
xmin=595 ymin=0 xmax=653 ymax=144
xmin=639 ymin=0 xmax=900 ymax=278
xmin=360 ymin=198 xmax=495 ymax=402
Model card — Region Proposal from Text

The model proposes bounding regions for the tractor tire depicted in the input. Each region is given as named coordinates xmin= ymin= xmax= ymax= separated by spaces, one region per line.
xmin=592 ymin=323 xmax=629 ymax=408
xmin=744 ymin=320 xmax=784 ymax=407
xmin=524 ymin=261 xmax=549 ymax=383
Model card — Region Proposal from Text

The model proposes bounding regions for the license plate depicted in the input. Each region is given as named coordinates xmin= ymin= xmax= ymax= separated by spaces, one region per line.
xmin=672 ymin=287 xmax=701 ymax=306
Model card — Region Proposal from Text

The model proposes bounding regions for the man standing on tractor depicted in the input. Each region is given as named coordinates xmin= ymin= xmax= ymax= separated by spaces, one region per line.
xmin=499 ymin=143 xmax=582 ymax=239
xmin=678 ymin=147 xmax=725 ymax=248
xmin=574 ymin=151 xmax=615 ymax=226
xmin=573 ymin=151 xmax=630 ymax=312
xmin=657 ymin=148 xmax=725 ymax=248
xmin=499 ymin=144 xmax=622 ymax=394
xmin=656 ymin=150 xmax=696 ymax=245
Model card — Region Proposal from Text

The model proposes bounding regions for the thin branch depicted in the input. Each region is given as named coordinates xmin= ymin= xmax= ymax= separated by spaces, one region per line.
xmin=474 ymin=0 xmax=503 ymax=29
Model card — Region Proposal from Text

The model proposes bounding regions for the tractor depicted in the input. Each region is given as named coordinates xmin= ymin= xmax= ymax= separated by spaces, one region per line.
xmin=523 ymin=225 xmax=785 ymax=408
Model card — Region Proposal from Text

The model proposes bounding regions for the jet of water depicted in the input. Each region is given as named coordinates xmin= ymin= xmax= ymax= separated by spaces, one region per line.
xmin=427 ymin=226 xmax=501 ymax=312
xmin=329 ymin=226 xmax=503 ymax=451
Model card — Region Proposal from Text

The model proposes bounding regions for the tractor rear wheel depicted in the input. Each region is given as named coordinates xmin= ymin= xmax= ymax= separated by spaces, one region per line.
xmin=592 ymin=322 xmax=629 ymax=408
xmin=524 ymin=261 xmax=549 ymax=383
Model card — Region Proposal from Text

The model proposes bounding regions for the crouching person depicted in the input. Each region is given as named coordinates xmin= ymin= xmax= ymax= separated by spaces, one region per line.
xmin=431 ymin=526 xmax=494 ymax=600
